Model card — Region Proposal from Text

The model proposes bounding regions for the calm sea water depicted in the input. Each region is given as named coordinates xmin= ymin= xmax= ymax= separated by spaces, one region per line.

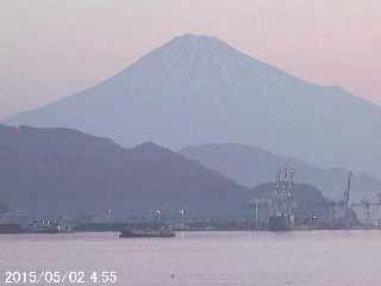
xmin=1 ymin=231 xmax=381 ymax=286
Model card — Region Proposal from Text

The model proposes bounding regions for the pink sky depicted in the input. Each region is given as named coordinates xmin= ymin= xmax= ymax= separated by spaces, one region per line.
xmin=0 ymin=0 xmax=380 ymax=118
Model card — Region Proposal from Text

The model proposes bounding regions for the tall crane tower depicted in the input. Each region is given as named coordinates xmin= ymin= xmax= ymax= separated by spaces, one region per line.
xmin=269 ymin=167 xmax=295 ymax=231
xmin=344 ymin=171 xmax=352 ymax=229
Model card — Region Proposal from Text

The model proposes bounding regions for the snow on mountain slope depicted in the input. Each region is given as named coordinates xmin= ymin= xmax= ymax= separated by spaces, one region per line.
xmin=5 ymin=34 xmax=381 ymax=179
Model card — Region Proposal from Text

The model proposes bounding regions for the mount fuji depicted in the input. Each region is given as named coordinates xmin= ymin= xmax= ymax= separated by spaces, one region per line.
xmin=5 ymin=34 xmax=381 ymax=179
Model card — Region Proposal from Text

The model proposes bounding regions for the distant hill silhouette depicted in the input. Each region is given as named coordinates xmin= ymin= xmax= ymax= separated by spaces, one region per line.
xmin=0 ymin=125 xmax=334 ymax=221
xmin=0 ymin=125 xmax=250 ymax=219
xmin=4 ymin=34 xmax=381 ymax=179
xmin=180 ymin=143 xmax=381 ymax=202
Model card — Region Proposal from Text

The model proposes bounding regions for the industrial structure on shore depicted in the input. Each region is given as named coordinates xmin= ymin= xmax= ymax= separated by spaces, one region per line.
xmin=1 ymin=166 xmax=381 ymax=233
xmin=249 ymin=168 xmax=381 ymax=231
xmin=249 ymin=167 xmax=296 ymax=231
xmin=269 ymin=168 xmax=295 ymax=231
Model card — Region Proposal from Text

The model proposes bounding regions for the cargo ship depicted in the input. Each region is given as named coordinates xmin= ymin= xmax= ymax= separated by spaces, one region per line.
xmin=119 ymin=228 xmax=175 ymax=238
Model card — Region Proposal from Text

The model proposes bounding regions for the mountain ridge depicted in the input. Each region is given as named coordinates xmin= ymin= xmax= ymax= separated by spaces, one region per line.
xmin=0 ymin=124 xmax=250 ymax=219
xmin=0 ymin=124 xmax=333 ymax=221
xmin=4 ymin=34 xmax=381 ymax=179
xmin=179 ymin=143 xmax=381 ymax=202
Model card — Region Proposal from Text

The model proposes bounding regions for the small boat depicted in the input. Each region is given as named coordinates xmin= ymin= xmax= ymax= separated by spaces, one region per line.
xmin=119 ymin=228 xmax=176 ymax=238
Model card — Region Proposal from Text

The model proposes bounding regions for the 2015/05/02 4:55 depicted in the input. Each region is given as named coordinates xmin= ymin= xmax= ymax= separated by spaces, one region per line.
xmin=3 ymin=271 xmax=118 ymax=284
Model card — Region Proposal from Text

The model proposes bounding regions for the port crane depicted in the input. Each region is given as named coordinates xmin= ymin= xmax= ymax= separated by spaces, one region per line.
xmin=330 ymin=171 xmax=352 ymax=229
xmin=269 ymin=167 xmax=295 ymax=230
xmin=247 ymin=167 xmax=296 ymax=231
xmin=351 ymin=194 xmax=381 ymax=227
xmin=344 ymin=171 xmax=352 ymax=229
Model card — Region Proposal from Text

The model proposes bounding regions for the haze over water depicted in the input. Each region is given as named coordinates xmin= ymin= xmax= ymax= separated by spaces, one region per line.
xmin=1 ymin=231 xmax=381 ymax=286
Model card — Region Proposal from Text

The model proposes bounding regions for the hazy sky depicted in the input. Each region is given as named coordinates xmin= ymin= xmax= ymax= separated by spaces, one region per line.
xmin=1 ymin=0 xmax=380 ymax=118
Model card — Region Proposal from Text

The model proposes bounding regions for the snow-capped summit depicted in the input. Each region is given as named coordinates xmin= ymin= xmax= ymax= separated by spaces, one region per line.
xmin=4 ymin=34 xmax=381 ymax=178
